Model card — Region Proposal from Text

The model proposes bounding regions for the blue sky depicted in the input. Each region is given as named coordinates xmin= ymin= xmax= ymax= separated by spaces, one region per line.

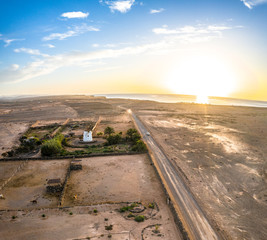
xmin=0 ymin=0 xmax=267 ymax=100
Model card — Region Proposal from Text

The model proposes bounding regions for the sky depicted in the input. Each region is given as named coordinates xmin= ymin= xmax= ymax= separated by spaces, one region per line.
xmin=0 ymin=0 xmax=267 ymax=101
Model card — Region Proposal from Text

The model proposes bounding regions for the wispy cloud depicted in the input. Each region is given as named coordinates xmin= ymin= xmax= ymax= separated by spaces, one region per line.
xmin=43 ymin=24 xmax=99 ymax=41
xmin=152 ymin=24 xmax=242 ymax=43
xmin=1 ymin=41 xmax=167 ymax=83
xmin=241 ymin=0 xmax=267 ymax=9
xmin=2 ymin=38 xmax=24 ymax=47
xmin=102 ymin=0 xmax=135 ymax=13
xmin=43 ymin=44 xmax=55 ymax=48
xmin=150 ymin=8 xmax=165 ymax=14
xmin=1 ymin=22 xmax=243 ymax=83
xmin=14 ymin=48 xmax=48 ymax=57
xmin=61 ymin=11 xmax=89 ymax=19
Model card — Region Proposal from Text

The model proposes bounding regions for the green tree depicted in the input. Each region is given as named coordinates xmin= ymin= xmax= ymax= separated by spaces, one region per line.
xmin=132 ymin=132 xmax=141 ymax=143
xmin=106 ymin=134 xmax=122 ymax=145
xmin=104 ymin=126 xmax=115 ymax=136
xmin=126 ymin=128 xmax=137 ymax=139
xmin=132 ymin=140 xmax=148 ymax=152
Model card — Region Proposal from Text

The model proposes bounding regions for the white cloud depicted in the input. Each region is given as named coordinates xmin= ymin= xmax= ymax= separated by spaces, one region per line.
xmin=241 ymin=0 xmax=267 ymax=9
xmin=61 ymin=11 xmax=89 ymax=19
xmin=3 ymin=39 xmax=18 ymax=47
xmin=152 ymin=24 xmax=242 ymax=43
xmin=103 ymin=0 xmax=135 ymax=13
xmin=0 ymin=22 xmax=243 ymax=84
xmin=92 ymin=43 xmax=100 ymax=48
xmin=14 ymin=48 xmax=48 ymax=57
xmin=43 ymin=24 xmax=99 ymax=41
xmin=1 ymin=41 xmax=167 ymax=83
xmin=150 ymin=8 xmax=165 ymax=14
xmin=43 ymin=44 xmax=55 ymax=48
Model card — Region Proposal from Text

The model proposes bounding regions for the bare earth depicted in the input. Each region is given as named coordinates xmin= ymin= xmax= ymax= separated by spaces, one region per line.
xmin=0 ymin=95 xmax=267 ymax=239
xmin=131 ymin=101 xmax=267 ymax=240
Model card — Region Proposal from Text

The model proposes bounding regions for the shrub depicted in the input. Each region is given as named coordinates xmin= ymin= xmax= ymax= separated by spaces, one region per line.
xmin=108 ymin=234 xmax=112 ymax=238
xmin=93 ymin=209 xmax=98 ymax=213
xmin=106 ymin=134 xmax=121 ymax=145
xmin=42 ymin=214 xmax=46 ymax=218
xmin=134 ymin=215 xmax=145 ymax=222
xmin=12 ymin=216 xmax=16 ymax=219
xmin=131 ymin=140 xmax=147 ymax=152
xmin=104 ymin=126 xmax=115 ymax=136
xmin=126 ymin=128 xmax=137 ymax=139
xmin=105 ymin=225 xmax=113 ymax=230
xmin=127 ymin=212 xmax=135 ymax=218
xmin=41 ymin=134 xmax=64 ymax=156
xmin=69 ymin=212 xmax=73 ymax=215
xmin=148 ymin=203 xmax=155 ymax=209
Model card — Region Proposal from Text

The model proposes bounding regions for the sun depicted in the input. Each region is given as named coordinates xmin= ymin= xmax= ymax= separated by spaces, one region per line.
xmin=166 ymin=55 xmax=237 ymax=102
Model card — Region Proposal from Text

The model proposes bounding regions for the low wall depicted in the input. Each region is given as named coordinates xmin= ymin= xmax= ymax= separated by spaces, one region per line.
xmin=0 ymin=151 xmax=146 ymax=162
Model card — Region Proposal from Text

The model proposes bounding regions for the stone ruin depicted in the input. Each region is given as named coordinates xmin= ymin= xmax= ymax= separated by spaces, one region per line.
xmin=46 ymin=178 xmax=63 ymax=193
xmin=70 ymin=160 xmax=82 ymax=170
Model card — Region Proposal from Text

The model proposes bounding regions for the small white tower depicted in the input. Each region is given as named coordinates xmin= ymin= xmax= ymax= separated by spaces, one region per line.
xmin=83 ymin=131 xmax=93 ymax=142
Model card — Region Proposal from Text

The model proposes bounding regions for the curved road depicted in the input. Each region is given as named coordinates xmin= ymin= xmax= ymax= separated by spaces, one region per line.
xmin=130 ymin=110 xmax=219 ymax=240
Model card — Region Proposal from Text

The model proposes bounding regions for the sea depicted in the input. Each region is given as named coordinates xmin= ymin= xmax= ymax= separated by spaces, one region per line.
xmin=95 ymin=94 xmax=267 ymax=108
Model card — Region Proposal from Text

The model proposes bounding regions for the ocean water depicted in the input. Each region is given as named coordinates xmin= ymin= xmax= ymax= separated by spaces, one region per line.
xmin=95 ymin=94 xmax=267 ymax=108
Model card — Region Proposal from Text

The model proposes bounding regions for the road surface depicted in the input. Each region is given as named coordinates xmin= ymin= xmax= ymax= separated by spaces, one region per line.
xmin=130 ymin=110 xmax=219 ymax=240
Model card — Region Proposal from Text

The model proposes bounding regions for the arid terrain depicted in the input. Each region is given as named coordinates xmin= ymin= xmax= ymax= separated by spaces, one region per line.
xmin=0 ymin=96 xmax=180 ymax=240
xmin=130 ymin=101 xmax=267 ymax=240
xmin=0 ymin=95 xmax=267 ymax=239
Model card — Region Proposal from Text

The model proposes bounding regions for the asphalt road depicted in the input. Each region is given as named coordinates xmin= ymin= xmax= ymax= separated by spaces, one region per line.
xmin=130 ymin=110 xmax=219 ymax=240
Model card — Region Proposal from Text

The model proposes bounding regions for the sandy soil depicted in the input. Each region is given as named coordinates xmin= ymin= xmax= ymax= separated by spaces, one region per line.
xmin=0 ymin=122 xmax=29 ymax=156
xmin=0 ymin=160 xmax=70 ymax=210
xmin=0 ymin=96 xmax=123 ymax=158
xmin=131 ymin=101 xmax=267 ymax=240
xmin=94 ymin=112 xmax=134 ymax=136
xmin=2 ymin=95 xmax=266 ymax=239
xmin=0 ymin=204 xmax=176 ymax=240
xmin=65 ymin=155 xmax=163 ymax=205
xmin=0 ymin=155 xmax=180 ymax=240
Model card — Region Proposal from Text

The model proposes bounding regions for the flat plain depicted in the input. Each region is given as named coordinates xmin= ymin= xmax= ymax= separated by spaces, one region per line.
xmin=0 ymin=95 xmax=267 ymax=239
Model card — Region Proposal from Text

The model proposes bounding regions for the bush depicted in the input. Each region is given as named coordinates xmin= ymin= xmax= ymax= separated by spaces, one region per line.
xmin=148 ymin=203 xmax=155 ymax=209
xmin=104 ymin=126 xmax=115 ymax=136
xmin=41 ymin=134 xmax=64 ymax=156
xmin=131 ymin=140 xmax=147 ymax=152
xmin=127 ymin=212 xmax=135 ymax=218
xmin=132 ymin=132 xmax=141 ymax=143
xmin=126 ymin=128 xmax=137 ymax=138
xmin=134 ymin=215 xmax=145 ymax=222
xmin=93 ymin=209 xmax=98 ymax=213
xmin=106 ymin=134 xmax=122 ymax=145
xmin=105 ymin=225 xmax=113 ymax=230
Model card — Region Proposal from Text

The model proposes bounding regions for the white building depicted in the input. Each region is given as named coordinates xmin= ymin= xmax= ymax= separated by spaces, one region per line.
xmin=83 ymin=131 xmax=93 ymax=142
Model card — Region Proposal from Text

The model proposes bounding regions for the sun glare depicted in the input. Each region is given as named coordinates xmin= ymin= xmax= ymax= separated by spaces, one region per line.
xmin=166 ymin=55 xmax=237 ymax=101
xmin=196 ymin=95 xmax=209 ymax=104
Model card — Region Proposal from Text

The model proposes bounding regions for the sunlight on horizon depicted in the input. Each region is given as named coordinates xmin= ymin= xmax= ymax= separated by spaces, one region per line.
xmin=196 ymin=95 xmax=209 ymax=104
xmin=166 ymin=55 xmax=238 ymax=99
